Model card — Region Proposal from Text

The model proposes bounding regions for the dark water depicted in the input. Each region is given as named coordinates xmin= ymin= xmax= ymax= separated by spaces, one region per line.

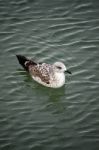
xmin=0 ymin=0 xmax=99 ymax=150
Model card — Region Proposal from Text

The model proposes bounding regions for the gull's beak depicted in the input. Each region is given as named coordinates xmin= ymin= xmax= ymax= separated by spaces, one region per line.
xmin=65 ymin=70 xmax=72 ymax=74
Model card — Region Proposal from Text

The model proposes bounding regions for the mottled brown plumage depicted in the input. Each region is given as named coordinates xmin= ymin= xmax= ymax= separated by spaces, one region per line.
xmin=29 ymin=63 xmax=52 ymax=84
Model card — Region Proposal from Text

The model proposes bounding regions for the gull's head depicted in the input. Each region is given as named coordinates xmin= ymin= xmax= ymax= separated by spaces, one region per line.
xmin=53 ymin=62 xmax=71 ymax=74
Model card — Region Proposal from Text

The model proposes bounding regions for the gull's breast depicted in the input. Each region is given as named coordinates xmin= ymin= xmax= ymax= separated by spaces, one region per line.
xmin=51 ymin=72 xmax=65 ymax=88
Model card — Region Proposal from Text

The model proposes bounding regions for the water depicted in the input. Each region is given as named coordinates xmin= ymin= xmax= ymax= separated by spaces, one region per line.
xmin=0 ymin=0 xmax=99 ymax=149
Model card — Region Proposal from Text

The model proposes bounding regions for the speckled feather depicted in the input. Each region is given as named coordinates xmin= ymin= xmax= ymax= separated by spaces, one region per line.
xmin=28 ymin=63 xmax=54 ymax=84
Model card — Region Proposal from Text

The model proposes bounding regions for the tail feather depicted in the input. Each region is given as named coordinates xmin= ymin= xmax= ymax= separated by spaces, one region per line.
xmin=16 ymin=55 xmax=37 ymax=71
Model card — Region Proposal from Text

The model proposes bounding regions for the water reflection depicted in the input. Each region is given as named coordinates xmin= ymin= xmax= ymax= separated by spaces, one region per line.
xmin=17 ymin=69 xmax=67 ymax=113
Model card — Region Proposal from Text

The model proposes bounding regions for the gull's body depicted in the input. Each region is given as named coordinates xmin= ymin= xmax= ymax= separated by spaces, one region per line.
xmin=29 ymin=62 xmax=66 ymax=88
xmin=16 ymin=55 xmax=71 ymax=88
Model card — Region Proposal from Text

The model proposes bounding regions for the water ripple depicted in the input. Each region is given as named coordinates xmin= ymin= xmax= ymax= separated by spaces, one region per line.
xmin=0 ymin=0 xmax=99 ymax=149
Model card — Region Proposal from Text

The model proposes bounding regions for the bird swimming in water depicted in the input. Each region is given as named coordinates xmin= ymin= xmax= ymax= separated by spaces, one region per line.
xmin=16 ymin=55 xmax=71 ymax=88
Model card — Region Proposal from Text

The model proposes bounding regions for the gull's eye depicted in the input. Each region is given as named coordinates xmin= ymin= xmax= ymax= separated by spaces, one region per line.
xmin=57 ymin=66 xmax=62 ymax=69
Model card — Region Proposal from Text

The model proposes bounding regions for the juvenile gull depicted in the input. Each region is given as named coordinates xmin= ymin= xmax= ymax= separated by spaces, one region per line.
xmin=16 ymin=55 xmax=71 ymax=88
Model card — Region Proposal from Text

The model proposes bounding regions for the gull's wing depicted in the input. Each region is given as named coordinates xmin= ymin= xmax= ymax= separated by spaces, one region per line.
xmin=16 ymin=55 xmax=54 ymax=84
xmin=29 ymin=63 xmax=53 ymax=84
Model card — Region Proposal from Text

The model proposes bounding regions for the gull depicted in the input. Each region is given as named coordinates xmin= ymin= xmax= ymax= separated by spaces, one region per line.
xmin=16 ymin=55 xmax=71 ymax=88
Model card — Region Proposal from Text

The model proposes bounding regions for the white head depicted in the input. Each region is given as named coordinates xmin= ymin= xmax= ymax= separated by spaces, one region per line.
xmin=53 ymin=62 xmax=71 ymax=74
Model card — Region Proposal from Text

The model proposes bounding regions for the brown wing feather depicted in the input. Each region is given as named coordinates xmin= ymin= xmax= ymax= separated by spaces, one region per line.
xmin=29 ymin=64 xmax=50 ymax=84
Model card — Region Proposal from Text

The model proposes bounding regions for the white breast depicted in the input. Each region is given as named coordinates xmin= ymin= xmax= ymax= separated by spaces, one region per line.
xmin=53 ymin=72 xmax=65 ymax=88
